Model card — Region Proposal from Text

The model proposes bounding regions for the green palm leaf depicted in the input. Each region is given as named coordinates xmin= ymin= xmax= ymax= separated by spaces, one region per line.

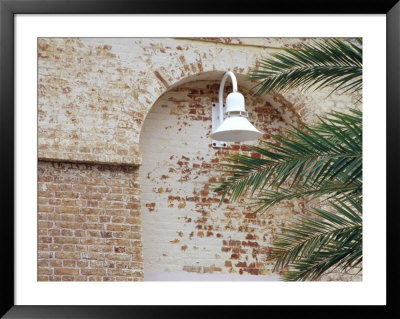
xmin=214 ymin=109 xmax=362 ymax=204
xmin=252 ymin=181 xmax=361 ymax=214
xmin=213 ymin=109 xmax=362 ymax=281
xmin=214 ymin=39 xmax=363 ymax=281
xmin=269 ymin=198 xmax=362 ymax=281
xmin=249 ymin=39 xmax=362 ymax=96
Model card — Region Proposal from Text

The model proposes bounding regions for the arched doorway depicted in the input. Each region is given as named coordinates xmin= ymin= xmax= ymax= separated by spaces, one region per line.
xmin=139 ymin=73 xmax=303 ymax=280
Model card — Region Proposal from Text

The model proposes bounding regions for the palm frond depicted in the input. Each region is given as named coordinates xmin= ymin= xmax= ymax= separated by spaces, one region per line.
xmin=268 ymin=198 xmax=362 ymax=281
xmin=214 ymin=39 xmax=364 ymax=281
xmin=283 ymin=244 xmax=362 ymax=281
xmin=251 ymin=180 xmax=361 ymax=214
xmin=249 ymin=38 xmax=362 ymax=96
xmin=214 ymin=109 xmax=362 ymax=204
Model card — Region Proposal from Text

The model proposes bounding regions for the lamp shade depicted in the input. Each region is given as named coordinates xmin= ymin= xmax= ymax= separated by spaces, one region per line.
xmin=211 ymin=72 xmax=263 ymax=144
xmin=210 ymin=116 xmax=263 ymax=142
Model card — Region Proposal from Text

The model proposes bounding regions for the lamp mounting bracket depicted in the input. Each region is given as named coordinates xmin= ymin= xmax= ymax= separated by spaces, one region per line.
xmin=211 ymin=102 xmax=228 ymax=148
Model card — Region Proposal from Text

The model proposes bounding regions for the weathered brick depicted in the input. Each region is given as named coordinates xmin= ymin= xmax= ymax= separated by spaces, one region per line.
xmin=56 ymin=206 xmax=80 ymax=214
xmin=106 ymin=224 xmax=130 ymax=232
xmin=38 ymin=268 xmax=53 ymax=275
xmin=50 ymin=260 xmax=62 ymax=267
xmin=63 ymin=260 xmax=76 ymax=267
xmin=105 ymin=209 xmax=130 ymax=217
xmin=106 ymin=253 xmax=131 ymax=261
xmin=38 ymin=275 xmax=49 ymax=281
xmin=105 ymin=239 xmax=130 ymax=246
xmin=54 ymin=237 xmax=79 ymax=244
xmin=38 ymin=236 xmax=52 ymax=243
xmin=107 ymin=269 xmax=133 ymax=276
xmin=38 ymin=205 xmax=54 ymax=213
xmin=48 ymin=276 xmax=61 ymax=281
xmin=81 ymin=252 xmax=105 ymax=261
xmin=63 ymin=245 xmax=75 ymax=252
xmin=54 ymin=267 xmax=79 ymax=275
xmin=77 ymin=260 xmax=89 ymax=268
xmin=48 ymin=229 xmax=61 ymax=236
xmin=81 ymin=208 xmax=104 ymax=215
xmin=62 ymin=275 xmax=75 ymax=281
xmin=38 ymin=221 xmax=53 ymax=229
xmin=99 ymin=216 xmax=111 ymax=223
xmin=81 ymin=268 xmax=106 ymax=276
xmin=55 ymin=252 xmax=80 ymax=259
xmin=55 ymin=191 xmax=79 ymax=199
xmin=89 ymin=245 xmax=112 ymax=253
xmin=56 ymin=221 xmax=81 ymax=229
xmin=86 ymin=216 xmax=99 ymax=223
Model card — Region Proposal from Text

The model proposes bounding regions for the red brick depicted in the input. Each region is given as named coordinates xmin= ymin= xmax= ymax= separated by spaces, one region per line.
xmin=56 ymin=221 xmax=81 ymax=229
xmin=38 ymin=237 xmax=52 ymax=243
xmin=81 ymin=268 xmax=106 ymax=276
xmin=81 ymin=208 xmax=104 ymax=215
xmin=55 ymin=191 xmax=79 ymax=199
xmin=74 ymin=230 xmax=86 ymax=237
xmin=62 ymin=275 xmax=75 ymax=281
xmin=55 ymin=252 xmax=80 ymax=259
xmin=38 ymin=229 xmax=48 ymax=236
xmin=38 ymin=205 xmax=54 ymax=213
xmin=54 ymin=268 xmax=79 ymax=275
xmin=89 ymin=245 xmax=112 ymax=252
xmin=50 ymin=260 xmax=62 ymax=267
xmin=38 ymin=275 xmax=49 ymax=281
xmin=77 ymin=260 xmax=89 ymax=267
xmin=106 ymin=224 xmax=130 ymax=232
xmin=54 ymin=237 xmax=79 ymax=244
xmin=56 ymin=206 xmax=80 ymax=214
xmin=38 ymin=268 xmax=53 ymax=275
xmin=63 ymin=260 xmax=76 ymax=267
xmin=63 ymin=245 xmax=75 ymax=252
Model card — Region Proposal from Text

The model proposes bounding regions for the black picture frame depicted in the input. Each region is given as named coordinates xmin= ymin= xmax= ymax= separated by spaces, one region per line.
xmin=1 ymin=0 xmax=399 ymax=317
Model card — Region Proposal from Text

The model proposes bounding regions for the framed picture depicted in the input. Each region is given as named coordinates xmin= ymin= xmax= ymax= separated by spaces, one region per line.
xmin=1 ymin=0 xmax=398 ymax=317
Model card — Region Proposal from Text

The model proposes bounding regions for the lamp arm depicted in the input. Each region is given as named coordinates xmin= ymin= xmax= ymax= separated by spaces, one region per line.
xmin=218 ymin=71 xmax=238 ymax=126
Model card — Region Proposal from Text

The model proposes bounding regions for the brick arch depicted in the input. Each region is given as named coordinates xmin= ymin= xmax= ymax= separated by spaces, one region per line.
xmin=138 ymin=76 xmax=304 ymax=280
xmin=38 ymin=37 xmax=307 ymax=167
xmin=139 ymin=70 xmax=303 ymax=152
xmin=139 ymin=70 xmax=251 ymax=132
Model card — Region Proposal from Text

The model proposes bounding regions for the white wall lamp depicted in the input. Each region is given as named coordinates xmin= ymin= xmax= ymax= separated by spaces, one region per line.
xmin=210 ymin=71 xmax=263 ymax=148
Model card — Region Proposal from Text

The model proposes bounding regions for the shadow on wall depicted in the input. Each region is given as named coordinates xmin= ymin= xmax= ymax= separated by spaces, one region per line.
xmin=139 ymin=72 xmax=304 ymax=281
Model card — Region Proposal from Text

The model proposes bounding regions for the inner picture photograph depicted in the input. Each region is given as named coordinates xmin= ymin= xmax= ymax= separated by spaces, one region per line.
xmin=37 ymin=37 xmax=363 ymax=282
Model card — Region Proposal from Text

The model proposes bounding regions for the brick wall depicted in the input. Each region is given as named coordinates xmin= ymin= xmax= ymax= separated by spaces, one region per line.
xmin=140 ymin=81 xmax=305 ymax=279
xmin=38 ymin=161 xmax=143 ymax=281
xmin=38 ymin=37 xmax=347 ymax=166
xmin=37 ymin=37 xmax=360 ymax=281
